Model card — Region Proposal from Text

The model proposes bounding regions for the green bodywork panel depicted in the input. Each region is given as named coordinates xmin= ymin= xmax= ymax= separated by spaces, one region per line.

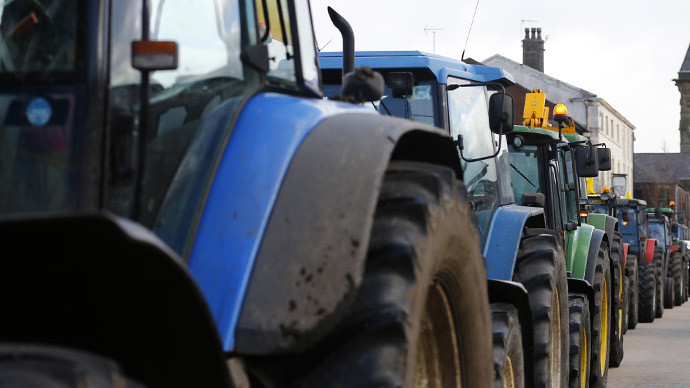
xmin=563 ymin=133 xmax=588 ymax=143
xmin=513 ymin=125 xmax=560 ymax=140
xmin=587 ymin=213 xmax=608 ymax=232
xmin=567 ymin=223 xmax=595 ymax=279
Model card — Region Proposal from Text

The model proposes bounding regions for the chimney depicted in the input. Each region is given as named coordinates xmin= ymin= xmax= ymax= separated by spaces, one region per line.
xmin=522 ymin=27 xmax=544 ymax=72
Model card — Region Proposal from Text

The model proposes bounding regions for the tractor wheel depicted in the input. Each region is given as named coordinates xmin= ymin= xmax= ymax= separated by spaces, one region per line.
xmin=626 ymin=254 xmax=639 ymax=330
xmin=671 ymin=252 xmax=683 ymax=306
xmin=654 ymin=246 xmax=665 ymax=318
xmin=0 ymin=344 xmax=142 ymax=387
xmin=621 ymin=276 xmax=629 ymax=335
xmin=608 ymin=236 xmax=624 ymax=368
xmin=301 ymin=161 xmax=492 ymax=388
xmin=589 ymin=244 xmax=610 ymax=388
xmin=664 ymin=276 xmax=675 ymax=309
xmin=684 ymin=256 xmax=689 ymax=303
xmin=513 ymin=229 xmax=569 ymax=388
xmin=568 ymin=293 xmax=591 ymax=388
xmin=637 ymin=260 xmax=657 ymax=323
xmin=491 ymin=303 xmax=525 ymax=388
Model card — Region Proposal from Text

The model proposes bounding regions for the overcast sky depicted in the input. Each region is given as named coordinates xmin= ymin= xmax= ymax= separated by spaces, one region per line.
xmin=310 ymin=0 xmax=690 ymax=153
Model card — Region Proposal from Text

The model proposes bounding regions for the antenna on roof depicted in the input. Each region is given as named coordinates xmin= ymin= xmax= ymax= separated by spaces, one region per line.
xmin=424 ymin=25 xmax=443 ymax=54
xmin=461 ymin=0 xmax=480 ymax=61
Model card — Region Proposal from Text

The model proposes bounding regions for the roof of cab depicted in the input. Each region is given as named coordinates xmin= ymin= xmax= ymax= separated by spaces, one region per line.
xmin=512 ymin=125 xmax=560 ymax=140
xmin=318 ymin=51 xmax=514 ymax=85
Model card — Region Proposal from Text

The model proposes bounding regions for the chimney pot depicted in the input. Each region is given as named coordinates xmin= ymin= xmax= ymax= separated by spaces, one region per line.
xmin=523 ymin=27 xmax=545 ymax=72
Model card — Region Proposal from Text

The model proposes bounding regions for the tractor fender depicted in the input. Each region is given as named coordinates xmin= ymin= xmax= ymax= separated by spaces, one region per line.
xmin=670 ymin=245 xmax=680 ymax=253
xmin=483 ymin=205 xmax=547 ymax=280
xmin=0 ymin=213 xmax=231 ymax=388
xmin=568 ymin=277 xmax=595 ymax=326
xmin=225 ymin=110 xmax=463 ymax=354
xmin=488 ymin=279 xmax=535 ymax=388
xmin=623 ymin=243 xmax=629 ymax=267
xmin=585 ymin=228 xmax=607 ymax=285
xmin=567 ymin=223 xmax=595 ymax=279
xmin=645 ymin=239 xmax=657 ymax=263
xmin=587 ymin=213 xmax=617 ymax=251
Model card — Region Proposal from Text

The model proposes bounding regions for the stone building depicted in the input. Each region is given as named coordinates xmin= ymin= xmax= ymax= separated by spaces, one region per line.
xmin=634 ymin=153 xmax=690 ymax=225
xmin=674 ymin=45 xmax=690 ymax=153
xmin=482 ymin=28 xmax=636 ymax=195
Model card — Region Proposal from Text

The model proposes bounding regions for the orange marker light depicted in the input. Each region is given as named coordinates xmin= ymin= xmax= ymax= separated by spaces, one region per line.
xmin=131 ymin=41 xmax=178 ymax=71
xmin=580 ymin=210 xmax=589 ymax=218
xmin=602 ymin=186 xmax=610 ymax=193
xmin=670 ymin=201 xmax=676 ymax=207
xmin=554 ymin=104 xmax=568 ymax=116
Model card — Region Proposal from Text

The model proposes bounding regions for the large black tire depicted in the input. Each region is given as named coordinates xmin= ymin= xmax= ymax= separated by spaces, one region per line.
xmin=0 ymin=344 xmax=143 ymax=387
xmin=491 ymin=303 xmax=525 ymax=388
xmin=568 ymin=293 xmax=591 ymax=388
xmin=608 ymin=234 xmax=624 ymax=368
xmin=664 ymin=276 xmax=675 ymax=309
xmin=589 ymin=244 xmax=611 ymax=388
xmin=626 ymin=254 xmax=639 ymax=330
xmin=684 ymin=256 xmax=689 ymax=303
xmin=653 ymin=246 xmax=665 ymax=318
xmin=637 ymin=260 xmax=657 ymax=323
xmin=622 ymin=276 xmax=629 ymax=335
xmin=301 ymin=162 xmax=493 ymax=388
xmin=513 ymin=229 xmax=569 ymax=388
xmin=671 ymin=252 xmax=683 ymax=306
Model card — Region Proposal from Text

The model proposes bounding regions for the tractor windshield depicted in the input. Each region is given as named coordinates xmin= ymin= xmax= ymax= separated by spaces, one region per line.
xmin=0 ymin=0 xmax=79 ymax=81
xmin=648 ymin=221 xmax=666 ymax=250
xmin=507 ymin=144 xmax=542 ymax=205
xmin=619 ymin=207 xmax=639 ymax=245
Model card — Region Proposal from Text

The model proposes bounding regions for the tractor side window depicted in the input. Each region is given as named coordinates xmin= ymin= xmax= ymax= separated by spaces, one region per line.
xmin=106 ymin=0 xmax=259 ymax=256
xmin=447 ymin=79 xmax=498 ymax=245
xmin=560 ymin=150 xmax=579 ymax=223
xmin=495 ymin=133 xmax=515 ymax=205
xmin=256 ymin=0 xmax=296 ymax=85
xmin=292 ymin=0 xmax=319 ymax=92
xmin=549 ymin=164 xmax=564 ymax=232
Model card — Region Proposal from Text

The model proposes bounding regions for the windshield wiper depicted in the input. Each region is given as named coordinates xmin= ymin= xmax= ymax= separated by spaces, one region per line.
xmin=511 ymin=163 xmax=536 ymax=188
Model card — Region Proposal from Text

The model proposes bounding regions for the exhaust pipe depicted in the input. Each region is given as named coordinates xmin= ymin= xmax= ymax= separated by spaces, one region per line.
xmin=327 ymin=7 xmax=354 ymax=78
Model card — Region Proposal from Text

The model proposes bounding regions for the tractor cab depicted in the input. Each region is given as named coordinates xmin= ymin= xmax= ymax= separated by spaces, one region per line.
xmin=0 ymin=0 xmax=323 ymax=254
xmin=320 ymin=51 xmax=516 ymax=244
xmin=646 ymin=208 xmax=674 ymax=253
xmin=615 ymin=198 xmax=648 ymax=256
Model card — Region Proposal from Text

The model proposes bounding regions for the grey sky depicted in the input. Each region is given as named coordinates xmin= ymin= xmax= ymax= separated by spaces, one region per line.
xmin=311 ymin=0 xmax=690 ymax=153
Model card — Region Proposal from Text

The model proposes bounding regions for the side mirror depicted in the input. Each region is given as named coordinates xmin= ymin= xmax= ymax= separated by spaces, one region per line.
xmin=489 ymin=93 xmax=514 ymax=134
xmin=680 ymin=215 xmax=686 ymax=224
xmin=521 ymin=192 xmax=545 ymax=208
xmin=597 ymin=147 xmax=612 ymax=171
xmin=574 ymin=146 xmax=599 ymax=177
xmin=621 ymin=208 xmax=631 ymax=222
xmin=341 ymin=66 xmax=385 ymax=102
xmin=386 ymin=72 xmax=413 ymax=98
xmin=672 ymin=223 xmax=679 ymax=233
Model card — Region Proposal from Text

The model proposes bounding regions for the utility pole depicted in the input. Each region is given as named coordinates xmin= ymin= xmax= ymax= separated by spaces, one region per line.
xmin=424 ymin=26 xmax=443 ymax=54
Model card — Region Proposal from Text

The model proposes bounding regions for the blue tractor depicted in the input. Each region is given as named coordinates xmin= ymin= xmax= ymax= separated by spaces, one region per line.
xmin=0 ymin=1 xmax=497 ymax=387
xmin=320 ymin=51 xmax=571 ymax=388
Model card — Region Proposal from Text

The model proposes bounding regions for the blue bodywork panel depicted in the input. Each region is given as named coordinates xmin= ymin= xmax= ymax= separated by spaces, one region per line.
xmin=187 ymin=92 xmax=371 ymax=351
xmin=484 ymin=205 xmax=545 ymax=280
xmin=319 ymin=51 xmax=514 ymax=84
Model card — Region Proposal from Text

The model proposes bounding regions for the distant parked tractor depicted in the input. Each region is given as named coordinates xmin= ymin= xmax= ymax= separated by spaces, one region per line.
xmin=507 ymin=90 xmax=617 ymax=386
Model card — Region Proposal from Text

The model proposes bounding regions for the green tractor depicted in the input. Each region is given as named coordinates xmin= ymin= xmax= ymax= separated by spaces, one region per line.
xmin=507 ymin=91 xmax=619 ymax=387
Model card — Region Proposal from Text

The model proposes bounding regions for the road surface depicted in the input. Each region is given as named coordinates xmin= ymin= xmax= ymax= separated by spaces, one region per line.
xmin=608 ymin=302 xmax=690 ymax=387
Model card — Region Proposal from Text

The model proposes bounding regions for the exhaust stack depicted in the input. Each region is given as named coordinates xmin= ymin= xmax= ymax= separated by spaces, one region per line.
xmin=327 ymin=7 xmax=354 ymax=78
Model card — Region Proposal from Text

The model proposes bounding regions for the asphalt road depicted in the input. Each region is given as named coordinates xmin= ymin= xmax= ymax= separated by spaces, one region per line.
xmin=608 ymin=302 xmax=690 ymax=387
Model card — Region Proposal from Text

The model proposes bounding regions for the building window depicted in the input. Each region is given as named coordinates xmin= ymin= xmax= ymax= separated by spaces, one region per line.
xmin=617 ymin=124 xmax=619 ymax=142
xmin=606 ymin=115 xmax=609 ymax=135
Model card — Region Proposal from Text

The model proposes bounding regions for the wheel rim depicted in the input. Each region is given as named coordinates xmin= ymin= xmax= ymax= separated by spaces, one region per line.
xmin=618 ymin=264 xmax=623 ymax=339
xmin=580 ymin=325 xmax=588 ymax=388
xmin=416 ymin=281 xmax=461 ymax=388
xmin=600 ymin=276 xmax=609 ymax=375
xmin=550 ymin=286 xmax=562 ymax=387
xmin=503 ymin=355 xmax=516 ymax=388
